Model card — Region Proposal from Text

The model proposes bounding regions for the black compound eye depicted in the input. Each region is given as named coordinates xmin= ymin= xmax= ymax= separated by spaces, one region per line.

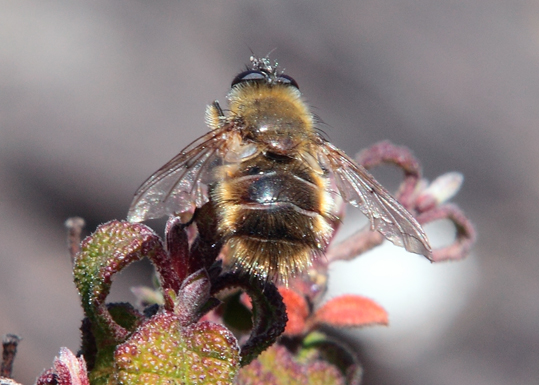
xmin=231 ymin=70 xmax=267 ymax=87
xmin=276 ymin=74 xmax=299 ymax=89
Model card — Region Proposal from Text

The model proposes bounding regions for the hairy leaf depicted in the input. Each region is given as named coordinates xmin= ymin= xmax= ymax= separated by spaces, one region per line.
xmin=74 ymin=220 xmax=167 ymax=341
xmin=112 ymin=312 xmax=240 ymax=384
xmin=236 ymin=345 xmax=344 ymax=385
xmin=313 ymin=295 xmax=388 ymax=328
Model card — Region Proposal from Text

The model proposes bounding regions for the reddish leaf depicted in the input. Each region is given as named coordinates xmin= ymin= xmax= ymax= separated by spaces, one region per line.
xmin=305 ymin=360 xmax=346 ymax=385
xmin=278 ymin=287 xmax=309 ymax=336
xmin=312 ymin=295 xmax=388 ymax=328
xmin=36 ymin=348 xmax=89 ymax=385
xmin=236 ymin=344 xmax=345 ymax=385
xmin=174 ymin=269 xmax=215 ymax=326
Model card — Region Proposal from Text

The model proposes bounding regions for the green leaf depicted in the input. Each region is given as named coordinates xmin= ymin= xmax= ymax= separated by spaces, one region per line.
xmin=236 ymin=345 xmax=345 ymax=385
xmin=84 ymin=303 xmax=144 ymax=385
xmin=73 ymin=220 xmax=166 ymax=342
xmin=111 ymin=312 xmax=240 ymax=384
xmin=300 ymin=332 xmax=363 ymax=385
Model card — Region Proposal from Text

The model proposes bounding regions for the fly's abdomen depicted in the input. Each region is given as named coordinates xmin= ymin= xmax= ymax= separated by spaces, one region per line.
xmin=211 ymin=155 xmax=336 ymax=280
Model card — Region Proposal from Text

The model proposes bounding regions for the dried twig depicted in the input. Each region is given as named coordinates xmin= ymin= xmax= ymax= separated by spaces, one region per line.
xmin=1 ymin=334 xmax=21 ymax=379
xmin=65 ymin=217 xmax=85 ymax=263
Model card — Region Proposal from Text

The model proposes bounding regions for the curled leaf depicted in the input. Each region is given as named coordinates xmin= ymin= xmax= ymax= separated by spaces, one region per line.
xmin=356 ymin=140 xmax=422 ymax=207
xmin=418 ymin=203 xmax=476 ymax=262
xmin=74 ymin=220 xmax=167 ymax=341
xmin=211 ymin=274 xmax=287 ymax=366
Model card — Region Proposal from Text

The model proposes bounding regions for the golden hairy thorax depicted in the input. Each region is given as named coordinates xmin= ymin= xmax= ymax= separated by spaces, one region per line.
xmin=226 ymin=83 xmax=316 ymax=155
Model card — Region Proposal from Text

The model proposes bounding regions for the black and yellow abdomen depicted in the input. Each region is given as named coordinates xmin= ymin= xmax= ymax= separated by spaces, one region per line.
xmin=212 ymin=153 xmax=336 ymax=281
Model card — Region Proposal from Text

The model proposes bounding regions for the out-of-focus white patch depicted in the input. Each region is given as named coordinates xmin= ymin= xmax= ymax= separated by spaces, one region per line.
xmin=419 ymin=171 xmax=464 ymax=205
xmin=326 ymin=216 xmax=479 ymax=367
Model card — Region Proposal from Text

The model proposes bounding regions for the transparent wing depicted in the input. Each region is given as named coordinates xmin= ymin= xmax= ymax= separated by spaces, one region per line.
xmin=127 ymin=127 xmax=232 ymax=223
xmin=318 ymin=141 xmax=432 ymax=258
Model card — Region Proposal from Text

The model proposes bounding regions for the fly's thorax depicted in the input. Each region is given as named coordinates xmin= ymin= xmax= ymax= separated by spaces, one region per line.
xmin=227 ymin=83 xmax=315 ymax=155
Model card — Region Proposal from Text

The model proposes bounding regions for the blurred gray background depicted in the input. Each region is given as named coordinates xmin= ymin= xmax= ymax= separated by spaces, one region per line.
xmin=1 ymin=1 xmax=537 ymax=384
